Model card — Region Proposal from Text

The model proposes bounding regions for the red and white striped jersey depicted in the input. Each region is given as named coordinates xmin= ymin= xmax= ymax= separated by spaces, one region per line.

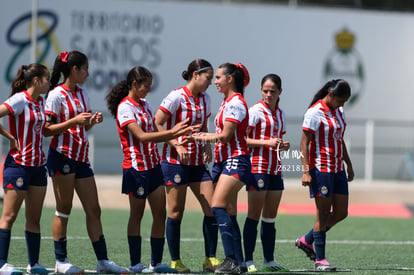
xmin=303 ymin=99 xmax=346 ymax=173
xmin=3 ymin=91 xmax=46 ymax=167
xmin=248 ymin=101 xmax=286 ymax=175
xmin=45 ymin=84 xmax=91 ymax=162
xmin=214 ymin=93 xmax=249 ymax=163
xmin=158 ymin=86 xmax=211 ymax=165
xmin=117 ymin=96 xmax=160 ymax=171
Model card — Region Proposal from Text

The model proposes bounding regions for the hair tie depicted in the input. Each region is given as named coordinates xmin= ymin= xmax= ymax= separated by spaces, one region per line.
xmin=235 ymin=63 xmax=250 ymax=87
xmin=60 ymin=51 xmax=69 ymax=63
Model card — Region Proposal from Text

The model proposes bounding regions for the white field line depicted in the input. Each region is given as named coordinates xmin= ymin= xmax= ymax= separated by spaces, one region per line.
xmin=10 ymin=236 xmax=414 ymax=245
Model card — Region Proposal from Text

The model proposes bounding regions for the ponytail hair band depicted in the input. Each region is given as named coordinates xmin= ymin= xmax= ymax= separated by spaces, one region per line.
xmin=235 ymin=62 xmax=250 ymax=87
xmin=60 ymin=51 xmax=69 ymax=63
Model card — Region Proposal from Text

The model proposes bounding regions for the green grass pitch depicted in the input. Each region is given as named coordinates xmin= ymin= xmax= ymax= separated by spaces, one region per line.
xmin=2 ymin=207 xmax=414 ymax=274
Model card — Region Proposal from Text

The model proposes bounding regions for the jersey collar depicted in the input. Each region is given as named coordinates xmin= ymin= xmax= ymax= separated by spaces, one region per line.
xmin=183 ymin=86 xmax=204 ymax=98
xmin=61 ymin=83 xmax=81 ymax=94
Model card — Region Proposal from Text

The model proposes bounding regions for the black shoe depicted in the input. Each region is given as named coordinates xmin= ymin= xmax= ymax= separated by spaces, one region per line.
xmin=214 ymin=258 xmax=241 ymax=274
xmin=239 ymin=263 xmax=247 ymax=274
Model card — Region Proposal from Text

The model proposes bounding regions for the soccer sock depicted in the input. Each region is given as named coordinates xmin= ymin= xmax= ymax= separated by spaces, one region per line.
xmin=25 ymin=230 xmax=41 ymax=266
xmin=261 ymin=220 xmax=276 ymax=263
xmin=212 ymin=207 xmax=235 ymax=259
xmin=0 ymin=229 xmax=11 ymax=267
xmin=150 ymin=237 xmax=165 ymax=267
xmin=243 ymin=217 xmax=258 ymax=262
xmin=304 ymin=228 xmax=314 ymax=244
xmin=313 ymin=230 xmax=326 ymax=261
xmin=166 ymin=217 xmax=181 ymax=260
xmin=128 ymin=235 xmax=142 ymax=266
xmin=92 ymin=235 xmax=108 ymax=261
xmin=230 ymin=215 xmax=244 ymax=264
xmin=203 ymin=215 xmax=218 ymax=257
xmin=54 ymin=237 xmax=67 ymax=261
xmin=305 ymin=226 xmax=331 ymax=245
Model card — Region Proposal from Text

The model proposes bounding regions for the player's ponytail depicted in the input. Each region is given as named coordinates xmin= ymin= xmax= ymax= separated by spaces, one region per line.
xmin=106 ymin=66 xmax=152 ymax=118
xmin=49 ymin=51 xmax=88 ymax=91
xmin=10 ymin=63 xmax=48 ymax=97
xmin=308 ymin=79 xmax=351 ymax=108
xmin=219 ymin=62 xmax=249 ymax=96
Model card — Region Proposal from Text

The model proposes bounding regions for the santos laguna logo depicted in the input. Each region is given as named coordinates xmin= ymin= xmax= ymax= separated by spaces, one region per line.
xmin=5 ymin=10 xmax=61 ymax=83
xmin=323 ymin=28 xmax=364 ymax=106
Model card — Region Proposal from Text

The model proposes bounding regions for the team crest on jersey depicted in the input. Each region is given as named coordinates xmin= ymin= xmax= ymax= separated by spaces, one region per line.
xmin=137 ymin=187 xmax=145 ymax=196
xmin=34 ymin=121 xmax=42 ymax=133
xmin=321 ymin=186 xmax=328 ymax=195
xmin=174 ymin=174 xmax=182 ymax=184
xmin=334 ymin=129 xmax=342 ymax=141
xmin=63 ymin=164 xmax=70 ymax=174
xmin=257 ymin=179 xmax=264 ymax=189
xmin=76 ymin=103 xmax=82 ymax=113
xmin=16 ymin=177 xmax=24 ymax=187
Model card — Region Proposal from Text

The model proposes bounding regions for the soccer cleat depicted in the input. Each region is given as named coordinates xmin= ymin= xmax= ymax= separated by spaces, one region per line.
xmin=203 ymin=257 xmax=221 ymax=272
xmin=314 ymin=259 xmax=336 ymax=271
xmin=142 ymin=263 xmax=177 ymax=273
xmin=214 ymin=257 xmax=241 ymax=274
xmin=27 ymin=263 xmax=51 ymax=274
xmin=261 ymin=261 xmax=289 ymax=272
xmin=55 ymin=259 xmax=84 ymax=274
xmin=129 ymin=263 xmax=147 ymax=273
xmin=97 ymin=260 xmax=129 ymax=274
xmin=243 ymin=261 xmax=256 ymax=273
xmin=239 ymin=263 xmax=248 ymax=274
xmin=170 ymin=260 xmax=190 ymax=273
xmin=247 ymin=264 xmax=257 ymax=273
xmin=295 ymin=236 xmax=316 ymax=261
xmin=0 ymin=263 xmax=23 ymax=275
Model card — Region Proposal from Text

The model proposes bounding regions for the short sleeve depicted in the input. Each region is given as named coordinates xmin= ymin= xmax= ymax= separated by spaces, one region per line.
xmin=248 ymin=106 xmax=259 ymax=128
xmin=223 ymin=97 xmax=246 ymax=124
xmin=117 ymin=102 xmax=137 ymax=128
xmin=3 ymin=93 xmax=25 ymax=116
xmin=159 ymin=90 xmax=181 ymax=115
xmin=45 ymin=90 xmax=62 ymax=118
xmin=302 ymin=108 xmax=320 ymax=133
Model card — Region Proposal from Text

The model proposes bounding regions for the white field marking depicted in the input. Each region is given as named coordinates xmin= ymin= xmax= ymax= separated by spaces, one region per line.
xmin=179 ymin=238 xmax=414 ymax=245
xmin=10 ymin=236 xmax=414 ymax=245
xmin=12 ymin=236 xmax=89 ymax=240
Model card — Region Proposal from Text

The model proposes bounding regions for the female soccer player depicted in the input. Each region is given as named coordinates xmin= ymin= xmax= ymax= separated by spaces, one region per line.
xmin=186 ymin=62 xmax=251 ymax=274
xmin=0 ymin=64 xmax=51 ymax=275
xmin=154 ymin=59 xmax=219 ymax=273
xmin=45 ymin=51 xmax=128 ymax=274
xmin=243 ymin=74 xmax=290 ymax=273
xmin=106 ymin=66 xmax=194 ymax=273
xmin=295 ymin=79 xmax=354 ymax=271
